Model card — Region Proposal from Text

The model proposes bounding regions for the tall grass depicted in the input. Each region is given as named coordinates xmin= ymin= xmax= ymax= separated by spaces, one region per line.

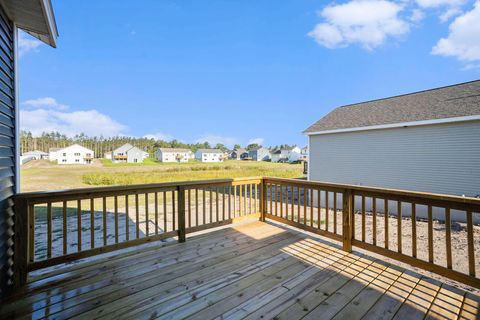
xmin=82 ymin=164 xmax=302 ymax=186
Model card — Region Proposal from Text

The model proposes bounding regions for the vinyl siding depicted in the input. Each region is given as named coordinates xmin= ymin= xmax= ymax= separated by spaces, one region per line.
xmin=0 ymin=5 xmax=14 ymax=298
xmin=309 ymin=120 xmax=480 ymax=197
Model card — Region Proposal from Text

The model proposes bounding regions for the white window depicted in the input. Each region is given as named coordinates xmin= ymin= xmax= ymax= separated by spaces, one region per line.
xmin=63 ymin=153 xmax=66 ymax=156
xmin=74 ymin=153 xmax=80 ymax=156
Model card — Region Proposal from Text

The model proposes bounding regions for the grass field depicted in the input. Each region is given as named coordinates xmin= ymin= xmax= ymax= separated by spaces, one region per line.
xmin=21 ymin=159 xmax=303 ymax=192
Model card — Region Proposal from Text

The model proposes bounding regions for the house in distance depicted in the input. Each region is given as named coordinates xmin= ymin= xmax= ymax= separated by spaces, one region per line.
xmin=195 ymin=149 xmax=224 ymax=162
xmin=248 ymin=147 xmax=271 ymax=161
xmin=49 ymin=144 xmax=94 ymax=165
xmin=155 ymin=148 xmax=192 ymax=163
xmin=112 ymin=143 xmax=149 ymax=163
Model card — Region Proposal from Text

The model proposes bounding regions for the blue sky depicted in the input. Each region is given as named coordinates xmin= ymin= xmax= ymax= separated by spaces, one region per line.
xmin=19 ymin=0 xmax=480 ymax=148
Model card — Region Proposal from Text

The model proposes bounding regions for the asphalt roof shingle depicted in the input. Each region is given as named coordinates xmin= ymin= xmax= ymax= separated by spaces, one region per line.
xmin=304 ymin=80 xmax=480 ymax=133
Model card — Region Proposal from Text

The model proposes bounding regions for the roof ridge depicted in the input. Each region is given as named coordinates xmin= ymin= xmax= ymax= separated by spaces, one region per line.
xmin=338 ymin=79 xmax=480 ymax=109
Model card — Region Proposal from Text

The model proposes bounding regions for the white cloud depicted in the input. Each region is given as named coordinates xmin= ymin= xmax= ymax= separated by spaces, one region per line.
xmin=416 ymin=0 xmax=466 ymax=22
xmin=22 ymin=97 xmax=68 ymax=110
xmin=20 ymin=98 xmax=128 ymax=137
xmin=431 ymin=1 xmax=480 ymax=62
xmin=248 ymin=138 xmax=265 ymax=146
xmin=18 ymin=31 xmax=43 ymax=56
xmin=410 ymin=9 xmax=426 ymax=22
xmin=195 ymin=135 xmax=239 ymax=148
xmin=308 ymin=0 xmax=410 ymax=50
xmin=143 ymin=132 xmax=174 ymax=141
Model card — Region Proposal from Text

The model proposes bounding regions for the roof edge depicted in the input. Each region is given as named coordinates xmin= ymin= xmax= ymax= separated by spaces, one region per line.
xmin=305 ymin=115 xmax=480 ymax=136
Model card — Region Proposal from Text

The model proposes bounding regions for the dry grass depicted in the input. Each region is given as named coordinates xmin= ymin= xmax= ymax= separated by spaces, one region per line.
xmin=20 ymin=159 xmax=303 ymax=192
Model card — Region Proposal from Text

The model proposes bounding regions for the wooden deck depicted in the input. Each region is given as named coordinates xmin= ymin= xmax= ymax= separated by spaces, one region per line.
xmin=2 ymin=221 xmax=479 ymax=320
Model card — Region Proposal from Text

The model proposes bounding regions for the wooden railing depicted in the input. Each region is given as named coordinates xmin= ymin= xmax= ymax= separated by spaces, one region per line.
xmin=13 ymin=176 xmax=480 ymax=290
xmin=13 ymin=177 xmax=262 ymax=287
xmin=263 ymin=177 xmax=480 ymax=289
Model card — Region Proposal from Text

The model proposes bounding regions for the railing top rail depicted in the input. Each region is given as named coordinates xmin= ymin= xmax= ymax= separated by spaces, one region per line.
xmin=16 ymin=176 xmax=263 ymax=203
xmin=263 ymin=177 xmax=480 ymax=208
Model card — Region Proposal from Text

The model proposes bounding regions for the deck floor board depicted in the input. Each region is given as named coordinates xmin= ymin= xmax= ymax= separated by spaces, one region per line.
xmin=1 ymin=221 xmax=478 ymax=320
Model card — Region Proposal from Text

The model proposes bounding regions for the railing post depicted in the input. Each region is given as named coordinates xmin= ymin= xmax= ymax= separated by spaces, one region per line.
xmin=13 ymin=196 xmax=29 ymax=289
xmin=260 ymin=180 xmax=266 ymax=222
xmin=342 ymin=189 xmax=353 ymax=252
xmin=178 ymin=186 xmax=186 ymax=243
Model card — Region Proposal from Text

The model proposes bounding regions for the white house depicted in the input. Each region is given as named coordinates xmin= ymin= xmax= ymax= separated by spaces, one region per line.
xmin=112 ymin=143 xmax=149 ymax=163
xmin=155 ymin=148 xmax=192 ymax=163
xmin=104 ymin=151 xmax=112 ymax=160
xmin=271 ymin=147 xmax=303 ymax=163
xmin=22 ymin=150 xmax=48 ymax=160
xmin=49 ymin=144 xmax=95 ymax=165
xmin=195 ymin=149 xmax=224 ymax=162
xmin=305 ymin=80 xmax=480 ymax=220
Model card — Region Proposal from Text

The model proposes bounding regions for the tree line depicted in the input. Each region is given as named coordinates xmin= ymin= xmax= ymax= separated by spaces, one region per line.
xmin=20 ymin=131 xmax=299 ymax=158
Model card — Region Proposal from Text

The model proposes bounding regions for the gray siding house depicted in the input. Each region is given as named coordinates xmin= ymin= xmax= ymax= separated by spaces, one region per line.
xmin=0 ymin=0 xmax=58 ymax=297
xmin=305 ymin=81 xmax=480 ymax=220
xmin=248 ymin=148 xmax=271 ymax=161
xmin=230 ymin=148 xmax=248 ymax=160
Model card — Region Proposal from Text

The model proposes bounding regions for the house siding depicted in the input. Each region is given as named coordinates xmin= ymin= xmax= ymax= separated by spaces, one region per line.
xmin=309 ymin=121 xmax=480 ymax=221
xmin=0 ymin=5 xmax=14 ymax=298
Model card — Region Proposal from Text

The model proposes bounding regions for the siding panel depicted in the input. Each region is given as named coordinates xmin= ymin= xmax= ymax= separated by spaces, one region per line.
xmin=0 ymin=5 xmax=14 ymax=298
xmin=309 ymin=121 xmax=480 ymax=197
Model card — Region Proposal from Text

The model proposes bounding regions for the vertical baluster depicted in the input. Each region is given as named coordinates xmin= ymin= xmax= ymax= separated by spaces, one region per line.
xmin=333 ymin=192 xmax=337 ymax=234
xmin=77 ymin=200 xmax=82 ymax=252
xmin=384 ymin=199 xmax=389 ymax=250
xmin=195 ymin=189 xmax=199 ymax=226
xmin=310 ymin=189 xmax=314 ymax=227
xmin=125 ymin=195 xmax=129 ymax=241
xmin=203 ymin=188 xmax=206 ymax=223
xmin=145 ymin=193 xmax=149 ymax=237
xmin=317 ymin=189 xmax=321 ymax=229
xmin=216 ymin=187 xmax=219 ymax=222
xmin=222 ymin=186 xmax=226 ymax=220
xmin=29 ymin=204 xmax=35 ymax=262
xmin=135 ymin=194 xmax=139 ymax=239
xmin=250 ymin=184 xmax=253 ymax=215
xmin=63 ymin=201 xmax=67 ymax=255
xmin=362 ymin=196 xmax=366 ymax=242
xmin=296 ymin=186 xmax=300 ymax=223
xmin=351 ymin=194 xmax=354 ymax=238
xmin=115 ymin=196 xmax=119 ymax=243
xmin=372 ymin=197 xmax=377 ymax=246
xmin=103 ymin=197 xmax=107 ymax=246
xmin=163 ymin=191 xmax=167 ymax=232
xmin=445 ymin=208 xmax=452 ymax=269
xmin=274 ymin=184 xmax=277 ymax=216
xmin=90 ymin=198 xmax=95 ymax=249
xmin=325 ymin=191 xmax=329 ymax=232
xmin=280 ymin=185 xmax=284 ymax=219
xmin=172 ymin=190 xmax=176 ymax=230
xmin=412 ymin=203 xmax=416 ymax=258
xmin=228 ymin=186 xmax=232 ymax=219
xmin=155 ymin=192 xmax=158 ymax=235
xmin=428 ymin=205 xmax=433 ymax=263
xmin=188 ymin=189 xmax=191 ymax=228
xmin=303 ymin=188 xmax=307 ymax=225
xmin=242 ymin=184 xmax=247 ymax=215
xmin=47 ymin=202 xmax=52 ymax=258
xmin=210 ymin=188 xmax=213 ymax=222
xmin=397 ymin=201 xmax=402 ymax=253
xmin=467 ymin=210 xmax=475 ymax=276
xmin=290 ymin=185 xmax=294 ymax=222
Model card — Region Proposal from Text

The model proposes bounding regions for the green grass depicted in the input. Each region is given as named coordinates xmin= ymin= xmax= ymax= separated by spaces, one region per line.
xmin=100 ymin=157 xmax=161 ymax=167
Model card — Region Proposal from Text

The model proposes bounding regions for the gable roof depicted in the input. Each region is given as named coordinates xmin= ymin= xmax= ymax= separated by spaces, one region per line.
xmin=304 ymin=80 xmax=480 ymax=134
xmin=197 ymin=149 xmax=222 ymax=154
xmin=158 ymin=148 xmax=191 ymax=153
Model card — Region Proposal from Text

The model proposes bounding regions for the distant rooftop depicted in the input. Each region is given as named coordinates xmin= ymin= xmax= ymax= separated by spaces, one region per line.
xmin=304 ymin=80 xmax=480 ymax=134
xmin=158 ymin=148 xmax=191 ymax=153
xmin=196 ymin=149 xmax=223 ymax=154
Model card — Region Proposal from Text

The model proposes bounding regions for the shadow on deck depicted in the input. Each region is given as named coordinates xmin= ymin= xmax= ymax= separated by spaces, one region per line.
xmin=1 ymin=221 xmax=479 ymax=320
